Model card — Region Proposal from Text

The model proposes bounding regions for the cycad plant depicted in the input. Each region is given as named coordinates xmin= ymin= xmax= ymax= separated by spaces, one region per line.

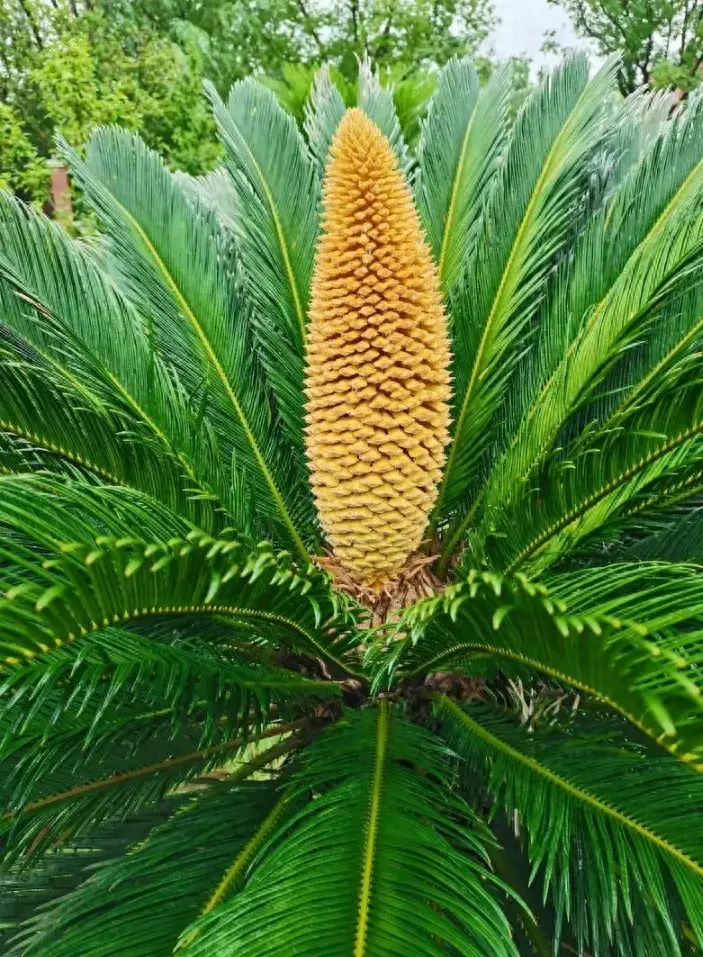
xmin=1 ymin=52 xmax=703 ymax=956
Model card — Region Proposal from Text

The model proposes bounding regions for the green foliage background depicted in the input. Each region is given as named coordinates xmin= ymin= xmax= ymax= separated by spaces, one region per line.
xmin=0 ymin=0 xmax=509 ymax=207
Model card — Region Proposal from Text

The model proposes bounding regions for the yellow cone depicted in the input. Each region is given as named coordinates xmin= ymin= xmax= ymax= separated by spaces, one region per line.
xmin=305 ymin=108 xmax=451 ymax=589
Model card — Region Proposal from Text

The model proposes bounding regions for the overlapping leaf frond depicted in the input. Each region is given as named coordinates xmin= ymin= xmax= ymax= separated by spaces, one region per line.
xmin=61 ymin=129 xmax=313 ymax=556
xmin=527 ymin=86 xmax=703 ymax=415
xmin=0 ymin=803 xmax=180 ymax=952
xmin=0 ymin=622 xmax=337 ymax=757
xmin=182 ymin=705 xmax=519 ymax=957
xmin=205 ymin=78 xmax=320 ymax=471
xmin=440 ymin=699 xmax=703 ymax=956
xmin=304 ymin=65 xmax=347 ymax=172
xmin=595 ymin=87 xmax=677 ymax=201
xmin=415 ymin=58 xmax=511 ymax=291
xmin=0 ymin=474 xmax=361 ymax=676
xmin=0 ymin=713 xmax=307 ymax=875
xmin=486 ymin=324 xmax=703 ymax=572
xmin=474 ymin=88 xmax=703 ymax=568
xmin=0 ymin=328 xmax=220 ymax=531
xmin=380 ymin=567 xmax=703 ymax=769
xmin=433 ymin=55 xmax=621 ymax=559
xmin=2 ymin=706 xmax=216 ymax=863
xmin=6 ymin=780 xmax=284 ymax=957
xmin=623 ymin=503 xmax=703 ymax=561
xmin=0 ymin=196 xmax=231 ymax=528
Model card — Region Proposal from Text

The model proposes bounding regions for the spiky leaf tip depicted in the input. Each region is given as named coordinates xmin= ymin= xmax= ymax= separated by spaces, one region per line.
xmin=305 ymin=108 xmax=451 ymax=590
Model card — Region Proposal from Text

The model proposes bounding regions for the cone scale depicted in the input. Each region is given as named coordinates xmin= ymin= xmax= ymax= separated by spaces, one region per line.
xmin=305 ymin=109 xmax=451 ymax=590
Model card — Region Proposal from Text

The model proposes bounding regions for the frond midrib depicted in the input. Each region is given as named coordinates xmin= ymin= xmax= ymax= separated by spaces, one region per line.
xmin=0 ymin=418 xmax=127 ymax=487
xmin=412 ymin=637 xmax=701 ymax=771
xmin=199 ymin=794 xmax=289 ymax=918
xmin=3 ymin=601 xmax=362 ymax=679
xmin=439 ymin=696 xmax=703 ymax=878
xmin=107 ymin=195 xmax=308 ymax=563
xmin=354 ymin=699 xmax=389 ymax=957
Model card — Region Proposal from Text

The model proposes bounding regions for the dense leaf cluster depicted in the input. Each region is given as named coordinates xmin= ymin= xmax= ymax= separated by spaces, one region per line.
xmin=1 ymin=52 xmax=703 ymax=955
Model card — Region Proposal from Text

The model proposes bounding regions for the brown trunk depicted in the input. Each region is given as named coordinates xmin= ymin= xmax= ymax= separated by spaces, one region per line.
xmin=50 ymin=166 xmax=73 ymax=221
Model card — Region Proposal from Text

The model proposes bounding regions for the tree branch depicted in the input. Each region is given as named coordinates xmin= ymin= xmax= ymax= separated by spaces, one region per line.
xmin=17 ymin=0 xmax=43 ymax=49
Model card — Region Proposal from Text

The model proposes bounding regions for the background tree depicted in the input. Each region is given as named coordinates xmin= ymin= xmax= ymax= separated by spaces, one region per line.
xmin=0 ymin=1 xmax=220 ymax=204
xmin=0 ymin=0 xmax=497 ymax=206
xmin=546 ymin=0 xmax=703 ymax=94
xmin=118 ymin=0 xmax=496 ymax=88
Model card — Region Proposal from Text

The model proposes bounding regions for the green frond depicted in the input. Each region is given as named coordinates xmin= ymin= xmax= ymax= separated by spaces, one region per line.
xmin=0 ymin=623 xmax=338 ymax=757
xmin=0 ymin=194 xmax=234 ymax=526
xmin=356 ymin=56 xmax=410 ymax=172
xmin=383 ymin=568 xmax=703 ymax=769
xmin=304 ymin=65 xmax=348 ymax=171
xmin=0 ymin=475 xmax=362 ymax=676
xmin=7 ymin=781 xmax=282 ymax=957
xmin=434 ymin=55 xmax=620 ymax=556
xmin=0 ymin=330 xmax=222 ymax=530
xmin=0 ymin=718 xmax=307 ymax=869
xmin=181 ymin=706 xmax=519 ymax=957
xmin=415 ymin=58 xmax=511 ymax=290
xmin=205 ymin=78 xmax=320 ymax=470
xmin=60 ymin=129 xmax=313 ymax=556
xmin=625 ymin=504 xmax=703 ymax=561
xmin=609 ymin=88 xmax=678 ymax=188
xmin=0 ymin=803 xmax=180 ymax=952
xmin=1 ymin=707 xmax=204 ymax=863
xmin=480 ymin=88 xmax=703 ymax=547
xmin=439 ymin=699 xmax=703 ymax=955
xmin=483 ymin=822 xmax=557 ymax=957
xmin=487 ymin=337 xmax=703 ymax=572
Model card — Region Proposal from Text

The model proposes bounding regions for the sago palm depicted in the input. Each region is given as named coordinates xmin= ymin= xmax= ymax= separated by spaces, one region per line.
xmin=1 ymin=53 xmax=703 ymax=956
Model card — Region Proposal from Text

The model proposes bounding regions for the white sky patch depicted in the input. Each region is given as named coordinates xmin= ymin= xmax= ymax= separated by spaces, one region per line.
xmin=483 ymin=0 xmax=597 ymax=70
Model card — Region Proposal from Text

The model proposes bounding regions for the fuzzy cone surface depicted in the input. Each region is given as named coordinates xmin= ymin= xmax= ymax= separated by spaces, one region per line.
xmin=305 ymin=108 xmax=451 ymax=589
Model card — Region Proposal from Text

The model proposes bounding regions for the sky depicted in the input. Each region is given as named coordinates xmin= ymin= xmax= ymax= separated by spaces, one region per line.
xmin=485 ymin=0 xmax=594 ymax=69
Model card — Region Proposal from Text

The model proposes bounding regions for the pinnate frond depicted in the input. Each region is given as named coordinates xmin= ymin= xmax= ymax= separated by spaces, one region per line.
xmin=182 ymin=706 xmax=519 ymax=957
xmin=206 ymin=79 xmax=320 ymax=474
xmin=440 ymin=699 xmax=703 ymax=955
xmin=415 ymin=57 xmax=511 ymax=290
xmin=0 ymin=475 xmax=361 ymax=676
xmin=434 ymin=55 xmax=620 ymax=555
xmin=382 ymin=566 xmax=703 ymax=770
xmin=6 ymin=781 xmax=283 ymax=957
xmin=61 ymin=129 xmax=312 ymax=555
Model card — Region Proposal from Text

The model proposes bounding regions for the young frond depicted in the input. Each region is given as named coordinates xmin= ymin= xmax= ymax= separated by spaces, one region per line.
xmin=61 ymin=129 xmax=314 ymax=555
xmin=433 ymin=54 xmax=621 ymax=552
xmin=206 ymin=79 xmax=319 ymax=469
